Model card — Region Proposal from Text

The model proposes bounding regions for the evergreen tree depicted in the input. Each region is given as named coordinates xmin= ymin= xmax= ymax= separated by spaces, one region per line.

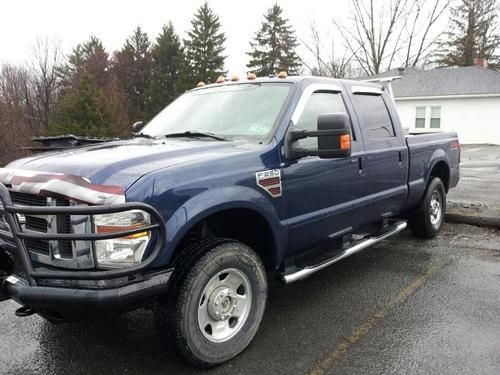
xmin=184 ymin=2 xmax=226 ymax=84
xmin=247 ymin=4 xmax=301 ymax=76
xmin=113 ymin=27 xmax=152 ymax=120
xmin=49 ymin=71 xmax=115 ymax=137
xmin=50 ymin=36 xmax=134 ymax=138
xmin=438 ymin=0 xmax=500 ymax=69
xmin=61 ymin=36 xmax=110 ymax=89
xmin=145 ymin=23 xmax=186 ymax=119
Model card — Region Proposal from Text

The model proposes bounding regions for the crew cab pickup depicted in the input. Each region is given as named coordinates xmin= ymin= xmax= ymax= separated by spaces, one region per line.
xmin=0 ymin=75 xmax=459 ymax=367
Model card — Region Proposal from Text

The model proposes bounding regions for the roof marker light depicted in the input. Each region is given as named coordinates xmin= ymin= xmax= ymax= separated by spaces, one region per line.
xmin=247 ymin=72 xmax=257 ymax=80
xmin=278 ymin=71 xmax=288 ymax=79
xmin=196 ymin=81 xmax=206 ymax=88
xmin=216 ymin=75 xmax=225 ymax=83
xmin=230 ymin=74 xmax=240 ymax=82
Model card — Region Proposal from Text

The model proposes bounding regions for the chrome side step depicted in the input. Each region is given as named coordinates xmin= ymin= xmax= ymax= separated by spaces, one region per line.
xmin=282 ymin=221 xmax=407 ymax=284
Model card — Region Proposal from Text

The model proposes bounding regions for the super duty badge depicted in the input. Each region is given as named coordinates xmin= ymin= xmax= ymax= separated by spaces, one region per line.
xmin=256 ymin=169 xmax=282 ymax=198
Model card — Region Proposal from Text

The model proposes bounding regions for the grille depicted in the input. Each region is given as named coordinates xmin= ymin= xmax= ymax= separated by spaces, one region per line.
xmin=25 ymin=238 xmax=50 ymax=255
xmin=10 ymin=191 xmax=47 ymax=206
xmin=26 ymin=216 xmax=48 ymax=232
xmin=7 ymin=191 xmax=72 ymax=258
xmin=57 ymin=199 xmax=73 ymax=258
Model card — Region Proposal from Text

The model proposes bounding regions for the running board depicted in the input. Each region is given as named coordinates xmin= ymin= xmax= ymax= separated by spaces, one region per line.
xmin=282 ymin=221 xmax=407 ymax=284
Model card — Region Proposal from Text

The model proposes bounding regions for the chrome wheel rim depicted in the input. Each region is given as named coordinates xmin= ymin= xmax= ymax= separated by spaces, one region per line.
xmin=430 ymin=190 xmax=442 ymax=225
xmin=198 ymin=268 xmax=252 ymax=343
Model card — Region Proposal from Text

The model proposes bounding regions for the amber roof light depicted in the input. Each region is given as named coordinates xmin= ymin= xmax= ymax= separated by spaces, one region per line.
xmin=196 ymin=81 xmax=206 ymax=87
xmin=278 ymin=71 xmax=288 ymax=79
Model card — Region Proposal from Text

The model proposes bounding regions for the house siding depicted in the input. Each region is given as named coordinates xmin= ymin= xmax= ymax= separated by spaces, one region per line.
xmin=394 ymin=96 xmax=500 ymax=145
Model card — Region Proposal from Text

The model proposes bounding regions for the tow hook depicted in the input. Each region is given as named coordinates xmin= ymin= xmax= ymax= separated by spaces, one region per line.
xmin=15 ymin=305 xmax=36 ymax=317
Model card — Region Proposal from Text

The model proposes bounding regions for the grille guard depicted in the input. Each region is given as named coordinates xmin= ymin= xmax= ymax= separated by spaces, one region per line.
xmin=0 ymin=182 xmax=166 ymax=286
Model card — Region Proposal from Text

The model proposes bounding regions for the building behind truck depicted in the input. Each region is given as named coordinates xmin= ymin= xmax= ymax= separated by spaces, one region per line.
xmin=366 ymin=63 xmax=500 ymax=145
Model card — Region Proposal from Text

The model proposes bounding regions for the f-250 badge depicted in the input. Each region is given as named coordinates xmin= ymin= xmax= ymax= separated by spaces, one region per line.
xmin=256 ymin=169 xmax=282 ymax=198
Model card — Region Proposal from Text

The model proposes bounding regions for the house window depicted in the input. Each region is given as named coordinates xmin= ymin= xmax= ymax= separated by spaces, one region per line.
xmin=430 ymin=106 xmax=441 ymax=128
xmin=414 ymin=105 xmax=441 ymax=129
xmin=415 ymin=107 xmax=426 ymax=128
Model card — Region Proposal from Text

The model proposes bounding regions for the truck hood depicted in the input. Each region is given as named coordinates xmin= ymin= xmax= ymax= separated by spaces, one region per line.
xmin=7 ymin=138 xmax=256 ymax=190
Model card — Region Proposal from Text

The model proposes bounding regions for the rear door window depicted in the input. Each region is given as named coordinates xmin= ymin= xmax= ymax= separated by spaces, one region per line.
xmin=353 ymin=94 xmax=395 ymax=139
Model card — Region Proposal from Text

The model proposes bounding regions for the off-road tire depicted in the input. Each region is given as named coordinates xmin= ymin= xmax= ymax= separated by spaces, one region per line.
xmin=409 ymin=177 xmax=446 ymax=238
xmin=167 ymin=239 xmax=267 ymax=367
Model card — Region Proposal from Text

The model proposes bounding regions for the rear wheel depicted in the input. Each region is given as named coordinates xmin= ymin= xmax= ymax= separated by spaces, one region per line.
xmin=168 ymin=239 xmax=267 ymax=367
xmin=409 ymin=177 xmax=446 ymax=238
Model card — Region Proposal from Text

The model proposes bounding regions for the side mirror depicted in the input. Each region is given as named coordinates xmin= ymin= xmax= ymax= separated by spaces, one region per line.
xmin=285 ymin=113 xmax=352 ymax=159
xmin=132 ymin=121 xmax=144 ymax=133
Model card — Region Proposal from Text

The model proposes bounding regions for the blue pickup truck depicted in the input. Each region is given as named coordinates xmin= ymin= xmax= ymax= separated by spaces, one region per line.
xmin=0 ymin=74 xmax=459 ymax=367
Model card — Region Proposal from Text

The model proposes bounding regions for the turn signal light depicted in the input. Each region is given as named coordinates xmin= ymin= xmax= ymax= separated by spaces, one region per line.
xmin=340 ymin=134 xmax=351 ymax=150
xmin=96 ymin=223 xmax=149 ymax=240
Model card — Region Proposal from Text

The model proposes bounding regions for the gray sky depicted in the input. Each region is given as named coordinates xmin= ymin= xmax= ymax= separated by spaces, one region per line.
xmin=0 ymin=0 xmax=350 ymax=75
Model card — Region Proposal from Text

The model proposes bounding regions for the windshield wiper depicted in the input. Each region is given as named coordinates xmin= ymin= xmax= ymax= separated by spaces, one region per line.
xmin=164 ymin=131 xmax=228 ymax=141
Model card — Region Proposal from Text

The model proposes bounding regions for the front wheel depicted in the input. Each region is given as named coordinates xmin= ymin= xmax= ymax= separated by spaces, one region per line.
xmin=409 ymin=177 xmax=446 ymax=238
xmin=169 ymin=239 xmax=267 ymax=367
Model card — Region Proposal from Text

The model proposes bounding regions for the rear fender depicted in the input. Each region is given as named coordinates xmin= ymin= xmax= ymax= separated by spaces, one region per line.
xmin=425 ymin=149 xmax=451 ymax=187
xmin=405 ymin=148 xmax=451 ymax=211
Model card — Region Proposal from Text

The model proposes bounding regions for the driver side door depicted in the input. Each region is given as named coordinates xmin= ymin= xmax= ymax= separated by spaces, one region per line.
xmin=282 ymin=86 xmax=369 ymax=254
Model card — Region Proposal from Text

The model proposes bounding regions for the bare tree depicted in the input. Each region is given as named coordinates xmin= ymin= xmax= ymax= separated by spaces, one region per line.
xmin=301 ymin=22 xmax=358 ymax=78
xmin=403 ymin=0 xmax=450 ymax=67
xmin=27 ymin=36 xmax=64 ymax=133
xmin=334 ymin=0 xmax=450 ymax=76
xmin=0 ymin=64 xmax=33 ymax=165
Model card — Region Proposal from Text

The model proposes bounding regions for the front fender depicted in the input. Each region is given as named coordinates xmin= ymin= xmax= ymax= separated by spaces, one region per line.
xmin=158 ymin=186 xmax=285 ymax=267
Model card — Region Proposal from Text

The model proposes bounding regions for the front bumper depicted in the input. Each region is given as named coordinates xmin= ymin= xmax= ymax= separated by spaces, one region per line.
xmin=0 ymin=182 xmax=169 ymax=322
xmin=0 ymin=269 xmax=172 ymax=322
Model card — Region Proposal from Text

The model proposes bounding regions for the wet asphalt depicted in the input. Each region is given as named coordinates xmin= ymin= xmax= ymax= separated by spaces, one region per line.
xmin=1 ymin=223 xmax=499 ymax=375
xmin=448 ymin=145 xmax=500 ymax=210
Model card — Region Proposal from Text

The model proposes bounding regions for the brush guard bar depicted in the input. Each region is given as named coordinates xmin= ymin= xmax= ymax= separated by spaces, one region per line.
xmin=0 ymin=182 xmax=166 ymax=286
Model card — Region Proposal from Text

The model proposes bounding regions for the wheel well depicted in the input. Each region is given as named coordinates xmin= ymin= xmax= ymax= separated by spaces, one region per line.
xmin=429 ymin=161 xmax=450 ymax=192
xmin=172 ymin=208 xmax=275 ymax=271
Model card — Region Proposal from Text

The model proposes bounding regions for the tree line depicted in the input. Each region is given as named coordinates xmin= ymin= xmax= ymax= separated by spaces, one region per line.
xmin=1 ymin=0 xmax=499 ymax=165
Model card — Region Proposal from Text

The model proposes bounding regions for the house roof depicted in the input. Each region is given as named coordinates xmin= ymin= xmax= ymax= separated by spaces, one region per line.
xmin=366 ymin=66 xmax=500 ymax=98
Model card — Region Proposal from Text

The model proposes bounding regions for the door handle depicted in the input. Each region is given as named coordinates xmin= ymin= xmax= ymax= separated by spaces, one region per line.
xmin=351 ymin=156 xmax=365 ymax=175
xmin=398 ymin=151 xmax=404 ymax=166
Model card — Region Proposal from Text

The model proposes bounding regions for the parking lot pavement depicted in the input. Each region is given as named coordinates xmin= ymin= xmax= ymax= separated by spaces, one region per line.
xmin=448 ymin=144 xmax=500 ymax=214
xmin=1 ymin=223 xmax=499 ymax=375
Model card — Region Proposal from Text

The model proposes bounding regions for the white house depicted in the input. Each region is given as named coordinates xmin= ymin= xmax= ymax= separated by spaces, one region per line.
xmin=366 ymin=65 xmax=500 ymax=144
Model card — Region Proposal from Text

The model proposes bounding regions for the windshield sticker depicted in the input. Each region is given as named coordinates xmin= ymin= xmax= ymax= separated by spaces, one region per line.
xmin=249 ymin=125 xmax=269 ymax=134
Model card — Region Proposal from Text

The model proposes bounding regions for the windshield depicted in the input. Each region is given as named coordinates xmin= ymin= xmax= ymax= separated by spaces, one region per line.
xmin=141 ymin=83 xmax=291 ymax=141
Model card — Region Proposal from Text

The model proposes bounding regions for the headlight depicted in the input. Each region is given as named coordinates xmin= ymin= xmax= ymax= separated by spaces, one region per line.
xmin=93 ymin=210 xmax=151 ymax=268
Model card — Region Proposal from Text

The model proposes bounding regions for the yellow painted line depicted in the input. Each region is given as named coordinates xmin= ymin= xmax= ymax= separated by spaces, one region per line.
xmin=310 ymin=267 xmax=434 ymax=375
